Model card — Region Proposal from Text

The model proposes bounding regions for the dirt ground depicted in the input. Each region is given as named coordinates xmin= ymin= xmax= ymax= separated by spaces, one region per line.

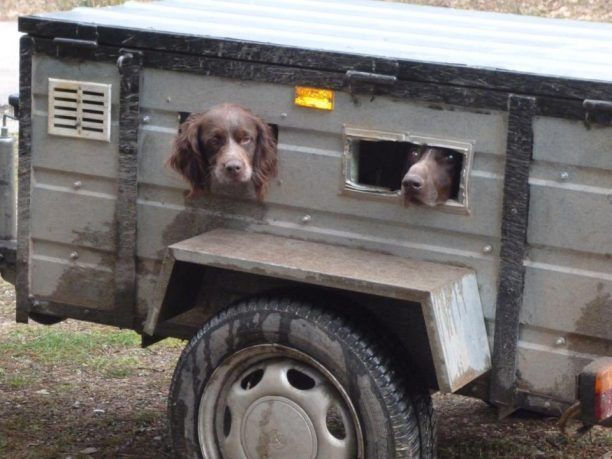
xmin=0 ymin=279 xmax=610 ymax=458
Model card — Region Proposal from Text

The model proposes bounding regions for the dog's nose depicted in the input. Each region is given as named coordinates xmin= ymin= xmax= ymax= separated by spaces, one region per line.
xmin=403 ymin=175 xmax=424 ymax=191
xmin=225 ymin=161 xmax=242 ymax=175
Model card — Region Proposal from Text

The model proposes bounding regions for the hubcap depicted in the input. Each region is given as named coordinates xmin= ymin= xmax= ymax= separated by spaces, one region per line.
xmin=242 ymin=396 xmax=316 ymax=459
xmin=197 ymin=345 xmax=363 ymax=459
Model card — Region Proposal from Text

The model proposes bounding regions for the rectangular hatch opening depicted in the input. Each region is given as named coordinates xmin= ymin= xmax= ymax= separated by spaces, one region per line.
xmin=342 ymin=127 xmax=472 ymax=213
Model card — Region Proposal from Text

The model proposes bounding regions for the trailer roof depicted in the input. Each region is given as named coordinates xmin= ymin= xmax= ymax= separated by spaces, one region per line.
xmin=22 ymin=0 xmax=612 ymax=84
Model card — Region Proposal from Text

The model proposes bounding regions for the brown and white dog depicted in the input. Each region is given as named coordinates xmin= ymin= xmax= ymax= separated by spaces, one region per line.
xmin=401 ymin=145 xmax=462 ymax=206
xmin=167 ymin=103 xmax=277 ymax=200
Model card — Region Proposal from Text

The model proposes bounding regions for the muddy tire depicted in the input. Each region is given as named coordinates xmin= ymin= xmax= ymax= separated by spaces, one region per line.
xmin=168 ymin=296 xmax=436 ymax=458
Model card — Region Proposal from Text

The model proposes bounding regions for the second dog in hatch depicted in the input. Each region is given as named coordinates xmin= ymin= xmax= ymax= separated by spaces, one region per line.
xmin=401 ymin=145 xmax=462 ymax=207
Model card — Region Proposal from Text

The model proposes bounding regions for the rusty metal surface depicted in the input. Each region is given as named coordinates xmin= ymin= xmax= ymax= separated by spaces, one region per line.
xmin=159 ymin=229 xmax=490 ymax=392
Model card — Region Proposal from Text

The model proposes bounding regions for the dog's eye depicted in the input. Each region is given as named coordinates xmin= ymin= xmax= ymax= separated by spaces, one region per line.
xmin=410 ymin=150 xmax=421 ymax=159
xmin=240 ymin=136 xmax=253 ymax=145
xmin=445 ymin=153 xmax=456 ymax=162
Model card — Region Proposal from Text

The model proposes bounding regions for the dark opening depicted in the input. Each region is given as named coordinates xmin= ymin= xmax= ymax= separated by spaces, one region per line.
xmin=287 ymin=368 xmax=316 ymax=390
xmin=326 ymin=405 xmax=347 ymax=439
xmin=223 ymin=407 xmax=232 ymax=437
xmin=356 ymin=140 xmax=407 ymax=191
xmin=448 ymin=149 xmax=463 ymax=201
xmin=240 ymin=368 xmax=264 ymax=390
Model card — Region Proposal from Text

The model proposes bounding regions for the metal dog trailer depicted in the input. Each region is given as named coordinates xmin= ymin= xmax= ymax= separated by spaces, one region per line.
xmin=1 ymin=0 xmax=611 ymax=456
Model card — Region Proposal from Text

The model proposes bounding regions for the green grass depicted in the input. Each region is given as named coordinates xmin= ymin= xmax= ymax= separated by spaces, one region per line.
xmin=90 ymin=355 xmax=140 ymax=379
xmin=0 ymin=327 xmax=140 ymax=365
xmin=5 ymin=374 xmax=31 ymax=389
xmin=0 ymin=326 xmax=184 ymax=382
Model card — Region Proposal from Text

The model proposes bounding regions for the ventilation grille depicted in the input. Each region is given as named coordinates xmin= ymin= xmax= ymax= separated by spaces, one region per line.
xmin=48 ymin=79 xmax=111 ymax=142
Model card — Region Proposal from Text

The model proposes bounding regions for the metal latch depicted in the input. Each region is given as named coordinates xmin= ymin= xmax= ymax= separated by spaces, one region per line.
xmin=52 ymin=24 xmax=98 ymax=49
xmin=344 ymin=70 xmax=398 ymax=101
xmin=583 ymin=99 xmax=612 ymax=127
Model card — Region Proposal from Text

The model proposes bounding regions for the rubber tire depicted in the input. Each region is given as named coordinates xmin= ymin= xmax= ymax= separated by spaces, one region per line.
xmin=168 ymin=296 xmax=436 ymax=458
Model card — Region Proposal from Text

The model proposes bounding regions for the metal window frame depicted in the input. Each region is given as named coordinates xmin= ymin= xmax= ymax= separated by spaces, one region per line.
xmin=341 ymin=126 xmax=473 ymax=214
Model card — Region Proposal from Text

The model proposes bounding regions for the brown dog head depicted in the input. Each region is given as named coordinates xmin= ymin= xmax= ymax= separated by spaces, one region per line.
xmin=167 ymin=103 xmax=277 ymax=200
xmin=401 ymin=145 xmax=461 ymax=206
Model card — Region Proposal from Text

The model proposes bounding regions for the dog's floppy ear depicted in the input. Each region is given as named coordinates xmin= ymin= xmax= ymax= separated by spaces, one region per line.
xmin=252 ymin=117 xmax=278 ymax=201
xmin=166 ymin=113 xmax=209 ymax=197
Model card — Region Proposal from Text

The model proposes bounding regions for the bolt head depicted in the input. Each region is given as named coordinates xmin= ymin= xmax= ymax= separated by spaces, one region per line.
xmin=142 ymin=115 xmax=151 ymax=124
xmin=73 ymin=181 xmax=82 ymax=190
xmin=166 ymin=96 xmax=172 ymax=103
xmin=559 ymin=171 xmax=569 ymax=181
xmin=482 ymin=245 xmax=493 ymax=254
xmin=280 ymin=112 xmax=288 ymax=119
xmin=555 ymin=337 xmax=566 ymax=346
xmin=301 ymin=215 xmax=311 ymax=224
xmin=70 ymin=251 xmax=79 ymax=260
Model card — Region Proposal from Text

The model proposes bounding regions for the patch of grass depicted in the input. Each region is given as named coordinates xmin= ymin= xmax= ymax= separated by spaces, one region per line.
xmin=90 ymin=355 xmax=140 ymax=379
xmin=0 ymin=327 xmax=140 ymax=366
xmin=5 ymin=374 xmax=31 ymax=390
xmin=134 ymin=410 xmax=159 ymax=424
xmin=151 ymin=337 xmax=185 ymax=349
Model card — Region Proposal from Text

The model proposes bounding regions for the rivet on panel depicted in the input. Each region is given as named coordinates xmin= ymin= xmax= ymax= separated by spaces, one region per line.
xmin=70 ymin=251 xmax=79 ymax=260
xmin=559 ymin=171 xmax=569 ymax=181
xmin=142 ymin=115 xmax=151 ymax=124
xmin=280 ymin=113 xmax=288 ymax=119
xmin=301 ymin=215 xmax=311 ymax=224
xmin=73 ymin=181 xmax=82 ymax=190
xmin=166 ymin=97 xmax=172 ymax=103
xmin=555 ymin=337 xmax=566 ymax=346
xmin=510 ymin=208 xmax=518 ymax=215
xmin=482 ymin=245 xmax=493 ymax=254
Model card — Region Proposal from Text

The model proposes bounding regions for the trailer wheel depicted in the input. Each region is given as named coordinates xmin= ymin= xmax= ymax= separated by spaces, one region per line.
xmin=168 ymin=296 xmax=435 ymax=458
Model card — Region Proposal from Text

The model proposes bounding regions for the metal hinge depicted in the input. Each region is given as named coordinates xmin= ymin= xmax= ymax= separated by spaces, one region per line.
xmin=583 ymin=99 xmax=612 ymax=127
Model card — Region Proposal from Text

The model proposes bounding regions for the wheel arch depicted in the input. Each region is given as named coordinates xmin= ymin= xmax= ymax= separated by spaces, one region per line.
xmin=145 ymin=263 xmax=439 ymax=391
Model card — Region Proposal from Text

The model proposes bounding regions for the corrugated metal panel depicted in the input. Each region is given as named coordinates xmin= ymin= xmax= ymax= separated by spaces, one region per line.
xmin=33 ymin=0 xmax=612 ymax=83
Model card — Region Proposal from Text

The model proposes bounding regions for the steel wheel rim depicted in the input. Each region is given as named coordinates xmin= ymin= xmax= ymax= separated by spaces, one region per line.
xmin=197 ymin=344 xmax=364 ymax=459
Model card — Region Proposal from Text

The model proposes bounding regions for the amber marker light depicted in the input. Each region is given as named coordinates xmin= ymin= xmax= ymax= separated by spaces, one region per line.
xmin=595 ymin=364 xmax=612 ymax=421
xmin=294 ymin=86 xmax=334 ymax=110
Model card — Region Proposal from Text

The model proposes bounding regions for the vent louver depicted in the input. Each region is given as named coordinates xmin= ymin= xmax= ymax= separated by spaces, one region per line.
xmin=48 ymin=79 xmax=111 ymax=142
